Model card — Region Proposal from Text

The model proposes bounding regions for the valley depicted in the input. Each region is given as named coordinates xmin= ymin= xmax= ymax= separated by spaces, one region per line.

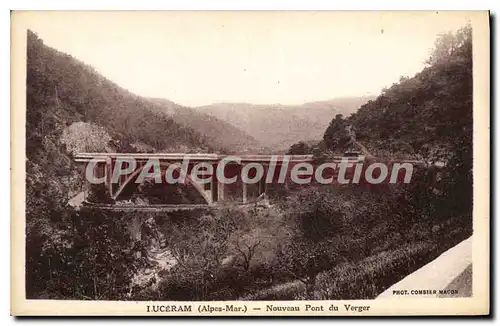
xmin=24 ymin=24 xmax=473 ymax=302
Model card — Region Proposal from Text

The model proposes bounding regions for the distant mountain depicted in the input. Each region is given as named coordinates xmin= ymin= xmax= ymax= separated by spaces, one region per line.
xmin=196 ymin=97 xmax=375 ymax=150
xmin=26 ymin=30 xmax=263 ymax=157
xmin=297 ymin=97 xmax=377 ymax=125
xmin=149 ymin=99 xmax=262 ymax=153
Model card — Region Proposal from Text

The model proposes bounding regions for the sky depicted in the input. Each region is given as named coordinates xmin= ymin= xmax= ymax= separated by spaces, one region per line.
xmin=20 ymin=11 xmax=472 ymax=107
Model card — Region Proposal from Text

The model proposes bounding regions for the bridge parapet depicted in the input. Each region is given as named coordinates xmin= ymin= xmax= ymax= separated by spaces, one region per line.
xmin=74 ymin=152 xmax=316 ymax=164
xmin=74 ymin=152 xmax=425 ymax=208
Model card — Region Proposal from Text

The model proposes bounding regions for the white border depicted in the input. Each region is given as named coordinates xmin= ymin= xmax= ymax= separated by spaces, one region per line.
xmin=3 ymin=1 xmax=498 ymax=324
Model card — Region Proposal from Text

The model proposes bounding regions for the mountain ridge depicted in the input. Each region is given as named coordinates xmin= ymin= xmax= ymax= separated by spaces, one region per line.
xmin=149 ymin=98 xmax=263 ymax=153
xmin=196 ymin=96 xmax=376 ymax=150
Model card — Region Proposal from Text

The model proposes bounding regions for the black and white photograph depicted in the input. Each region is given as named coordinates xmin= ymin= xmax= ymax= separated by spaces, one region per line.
xmin=10 ymin=10 xmax=490 ymax=316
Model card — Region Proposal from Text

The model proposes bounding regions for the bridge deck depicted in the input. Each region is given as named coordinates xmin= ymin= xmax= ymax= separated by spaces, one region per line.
xmin=74 ymin=152 xmax=429 ymax=166
xmin=74 ymin=152 xmax=318 ymax=163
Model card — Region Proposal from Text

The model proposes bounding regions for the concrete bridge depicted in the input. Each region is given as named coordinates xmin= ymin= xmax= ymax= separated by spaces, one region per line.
xmin=76 ymin=153 xmax=306 ymax=205
xmin=74 ymin=152 xmax=418 ymax=207
xmin=74 ymin=153 xmax=367 ymax=206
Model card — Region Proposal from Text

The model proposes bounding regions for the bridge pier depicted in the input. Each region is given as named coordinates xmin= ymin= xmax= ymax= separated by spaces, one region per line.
xmin=258 ymin=178 xmax=267 ymax=197
xmin=217 ymin=180 xmax=225 ymax=202
xmin=76 ymin=152 xmax=319 ymax=207
xmin=210 ymin=177 xmax=217 ymax=204
xmin=208 ymin=176 xmax=229 ymax=205
xmin=242 ymin=182 xmax=248 ymax=204
xmin=105 ymin=157 xmax=113 ymax=198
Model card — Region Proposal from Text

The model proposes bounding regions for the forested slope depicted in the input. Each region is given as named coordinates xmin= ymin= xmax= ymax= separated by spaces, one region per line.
xmin=319 ymin=25 xmax=473 ymax=221
xmin=26 ymin=29 xmax=219 ymax=238
xmin=323 ymin=26 xmax=472 ymax=163
xmin=150 ymin=98 xmax=262 ymax=153
xmin=25 ymin=30 xmax=214 ymax=298
xmin=24 ymin=25 xmax=475 ymax=301
xmin=26 ymin=30 xmax=212 ymax=156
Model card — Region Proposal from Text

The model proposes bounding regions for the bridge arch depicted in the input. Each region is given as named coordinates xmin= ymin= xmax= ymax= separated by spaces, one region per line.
xmin=112 ymin=161 xmax=212 ymax=205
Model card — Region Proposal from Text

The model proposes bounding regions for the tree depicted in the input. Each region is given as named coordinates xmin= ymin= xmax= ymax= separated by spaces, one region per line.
xmin=323 ymin=114 xmax=352 ymax=152
xmin=287 ymin=141 xmax=311 ymax=155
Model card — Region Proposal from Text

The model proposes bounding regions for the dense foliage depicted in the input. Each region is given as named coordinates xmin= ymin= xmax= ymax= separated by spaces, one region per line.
xmin=25 ymin=30 xmax=213 ymax=298
xmin=25 ymin=26 xmax=473 ymax=300
xmin=323 ymin=26 xmax=472 ymax=161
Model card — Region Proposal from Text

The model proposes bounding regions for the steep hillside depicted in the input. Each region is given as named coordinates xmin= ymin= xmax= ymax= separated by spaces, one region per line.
xmin=150 ymin=98 xmax=263 ymax=153
xmin=26 ymin=30 xmax=220 ymax=299
xmin=320 ymin=26 xmax=472 ymax=217
xmin=25 ymin=29 xmax=229 ymax=230
xmin=196 ymin=97 xmax=374 ymax=150
xmin=322 ymin=26 xmax=472 ymax=163
xmin=26 ymin=30 xmax=212 ymax=157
